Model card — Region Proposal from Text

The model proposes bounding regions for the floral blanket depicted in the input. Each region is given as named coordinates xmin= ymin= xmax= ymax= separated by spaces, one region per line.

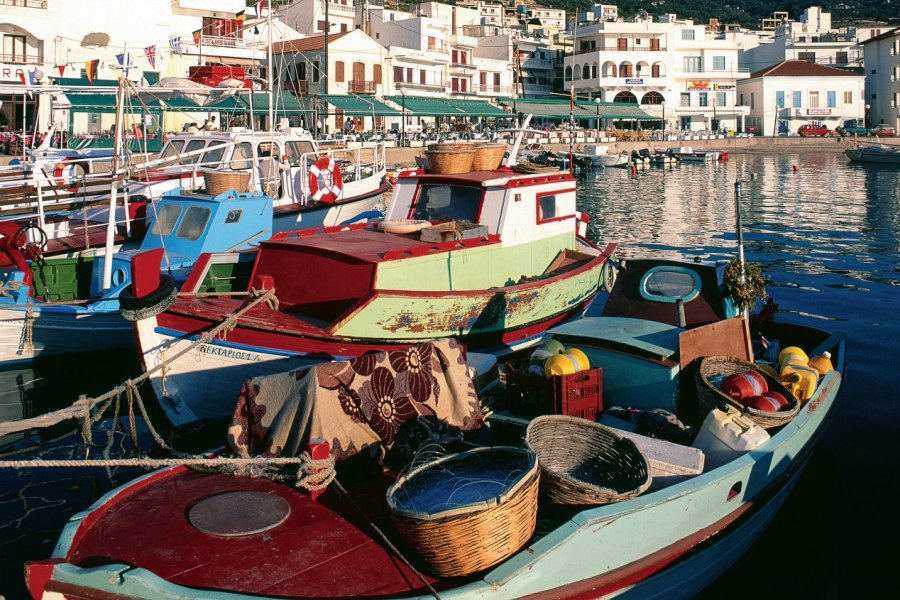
xmin=228 ymin=339 xmax=484 ymax=462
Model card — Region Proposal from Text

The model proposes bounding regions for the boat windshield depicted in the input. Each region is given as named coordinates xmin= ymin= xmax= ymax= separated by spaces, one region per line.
xmin=150 ymin=204 xmax=182 ymax=236
xmin=411 ymin=184 xmax=482 ymax=222
xmin=175 ymin=206 xmax=211 ymax=241
xmin=200 ymin=141 xmax=228 ymax=167
xmin=639 ymin=266 xmax=702 ymax=304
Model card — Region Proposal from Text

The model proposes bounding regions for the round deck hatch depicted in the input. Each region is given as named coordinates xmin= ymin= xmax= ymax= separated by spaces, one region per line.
xmin=188 ymin=490 xmax=291 ymax=537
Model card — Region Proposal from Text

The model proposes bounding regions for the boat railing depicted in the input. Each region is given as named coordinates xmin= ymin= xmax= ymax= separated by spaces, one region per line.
xmin=297 ymin=143 xmax=385 ymax=202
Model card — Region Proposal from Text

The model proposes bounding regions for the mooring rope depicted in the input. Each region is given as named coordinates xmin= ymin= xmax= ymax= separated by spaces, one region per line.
xmin=0 ymin=287 xmax=277 ymax=438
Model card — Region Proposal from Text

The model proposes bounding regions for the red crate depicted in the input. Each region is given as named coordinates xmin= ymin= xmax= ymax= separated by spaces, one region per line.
xmin=506 ymin=363 xmax=603 ymax=420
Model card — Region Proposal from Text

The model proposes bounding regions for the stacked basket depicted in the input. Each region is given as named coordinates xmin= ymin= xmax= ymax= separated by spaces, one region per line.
xmin=525 ymin=415 xmax=651 ymax=505
xmin=385 ymin=446 xmax=539 ymax=577
xmin=203 ymin=170 xmax=251 ymax=195
xmin=696 ymin=356 xmax=801 ymax=429
xmin=471 ymin=143 xmax=508 ymax=171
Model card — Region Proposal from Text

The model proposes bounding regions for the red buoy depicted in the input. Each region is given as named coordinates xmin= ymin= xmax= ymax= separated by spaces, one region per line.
xmin=792 ymin=164 xmax=798 ymax=172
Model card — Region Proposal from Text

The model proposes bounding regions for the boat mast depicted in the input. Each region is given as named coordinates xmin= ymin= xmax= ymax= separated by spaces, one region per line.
xmin=568 ymin=19 xmax=577 ymax=176
xmin=102 ymin=77 xmax=127 ymax=291
xmin=266 ymin=0 xmax=273 ymax=130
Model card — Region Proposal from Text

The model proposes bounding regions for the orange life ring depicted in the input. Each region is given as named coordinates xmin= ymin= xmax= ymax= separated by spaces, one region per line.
xmin=307 ymin=157 xmax=343 ymax=204
xmin=51 ymin=159 xmax=86 ymax=192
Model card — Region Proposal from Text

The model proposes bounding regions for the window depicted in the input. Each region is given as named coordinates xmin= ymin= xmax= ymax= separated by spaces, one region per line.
xmin=200 ymin=141 xmax=227 ymax=167
xmin=712 ymin=56 xmax=725 ymax=70
xmin=682 ymin=29 xmax=695 ymax=41
xmin=844 ymin=90 xmax=852 ymax=104
xmin=683 ymin=56 xmax=701 ymax=73
xmin=827 ymin=90 xmax=836 ymax=108
xmin=230 ymin=142 xmax=253 ymax=169
xmin=583 ymin=64 xmax=590 ymax=79
xmin=313 ymin=61 xmax=320 ymax=82
xmin=340 ymin=23 xmax=348 ymax=33
xmin=809 ymin=91 xmax=819 ymax=108
xmin=420 ymin=70 xmax=426 ymax=85
xmin=776 ymin=90 xmax=785 ymax=108
xmin=716 ymin=92 xmax=726 ymax=107
xmin=750 ymin=92 xmax=755 ymax=109
xmin=428 ymin=36 xmax=437 ymax=50
xmin=411 ymin=184 xmax=482 ymax=222
xmin=3 ymin=35 xmax=26 ymax=63
xmin=335 ymin=61 xmax=344 ymax=82
xmin=792 ymin=91 xmax=801 ymax=107
xmin=317 ymin=20 xmax=326 ymax=32
xmin=176 ymin=206 xmax=211 ymax=241
xmin=160 ymin=139 xmax=186 ymax=159
xmin=640 ymin=266 xmax=702 ymax=304
xmin=836 ymin=51 xmax=848 ymax=64
xmin=650 ymin=38 xmax=660 ymax=51
xmin=373 ymin=64 xmax=382 ymax=84
xmin=538 ymin=194 xmax=558 ymax=221
xmin=698 ymin=93 xmax=708 ymax=107
xmin=406 ymin=67 xmax=412 ymax=82
xmin=480 ymin=72 xmax=487 ymax=86
xmin=680 ymin=92 xmax=691 ymax=107
xmin=150 ymin=205 xmax=182 ymax=237
xmin=493 ymin=72 xmax=500 ymax=86
xmin=651 ymin=63 xmax=660 ymax=77
xmin=298 ymin=62 xmax=307 ymax=81
xmin=180 ymin=140 xmax=206 ymax=164
xmin=798 ymin=51 xmax=816 ymax=64
xmin=286 ymin=141 xmax=315 ymax=166
xmin=617 ymin=38 xmax=627 ymax=50
xmin=739 ymin=93 xmax=744 ymax=105
xmin=393 ymin=66 xmax=404 ymax=83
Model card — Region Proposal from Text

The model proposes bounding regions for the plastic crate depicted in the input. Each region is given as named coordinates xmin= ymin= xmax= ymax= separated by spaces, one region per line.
xmin=506 ymin=363 xmax=603 ymax=420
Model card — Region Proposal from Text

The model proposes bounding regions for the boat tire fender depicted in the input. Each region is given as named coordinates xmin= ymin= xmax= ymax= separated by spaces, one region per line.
xmin=119 ymin=274 xmax=177 ymax=322
xmin=378 ymin=219 xmax=431 ymax=235
xmin=308 ymin=157 xmax=343 ymax=204
xmin=601 ymin=261 xmax=617 ymax=292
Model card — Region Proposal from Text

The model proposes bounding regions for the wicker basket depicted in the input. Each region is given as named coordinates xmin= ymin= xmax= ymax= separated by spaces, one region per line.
xmin=203 ymin=170 xmax=250 ymax=195
xmin=385 ymin=446 xmax=539 ymax=577
xmin=424 ymin=149 xmax=475 ymax=175
xmin=525 ymin=415 xmax=651 ymax=505
xmin=471 ymin=143 xmax=508 ymax=170
xmin=430 ymin=142 xmax=475 ymax=152
xmin=696 ymin=356 xmax=801 ymax=429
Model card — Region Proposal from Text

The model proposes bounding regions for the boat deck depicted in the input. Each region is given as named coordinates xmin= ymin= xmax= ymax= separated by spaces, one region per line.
xmin=65 ymin=468 xmax=441 ymax=597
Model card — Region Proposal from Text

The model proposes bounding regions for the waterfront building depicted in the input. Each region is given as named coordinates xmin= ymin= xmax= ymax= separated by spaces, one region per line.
xmin=858 ymin=27 xmax=900 ymax=132
xmin=739 ymin=6 xmax=864 ymax=71
xmin=567 ymin=11 xmax=749 ymax=132
xmin=736 ymin=60 xmax=865 ymax=136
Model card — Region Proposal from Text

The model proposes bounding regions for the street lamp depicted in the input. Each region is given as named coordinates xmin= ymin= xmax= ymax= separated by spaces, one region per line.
xmin=865 ymin=103 xmax=870 ymax=129
xmin=595 ymin=97 xmax=602 ymax=137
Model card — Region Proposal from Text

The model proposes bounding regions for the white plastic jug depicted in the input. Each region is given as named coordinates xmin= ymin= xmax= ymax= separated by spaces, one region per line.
xmin=692 ymin=404 xmax=771 ymax=470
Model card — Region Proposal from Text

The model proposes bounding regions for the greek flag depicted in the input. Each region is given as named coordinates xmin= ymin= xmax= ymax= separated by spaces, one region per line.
xmin=169 ymin=36 xmax=182 ymax=54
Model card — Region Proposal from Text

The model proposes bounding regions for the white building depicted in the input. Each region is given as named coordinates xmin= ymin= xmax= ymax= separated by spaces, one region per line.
xmin=739 ymin=6 xmax=863 ymax=71
xmin=736 ymin=60 xmax=866 ymax=136
xmin=369 ymin=10 xmax=450 ymax=98
xmin=568 ymin=13 xmax=750 ymax=132
xmin=858 ymin=27 xmax=900 ymax=132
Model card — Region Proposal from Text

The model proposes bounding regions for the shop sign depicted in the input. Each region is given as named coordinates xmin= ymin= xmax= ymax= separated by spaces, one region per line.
xmin=713 ymin=84 xmax=734 ymax=90
xmin=625 ymin=78 xmax=643 ymax=85
xmin=0 ymin=65 xmax=28 ymax=83
xmin=688 ymin=81 xmax=710 ymax=90
xmin=807 ymin=108 xmax=832 ymax=116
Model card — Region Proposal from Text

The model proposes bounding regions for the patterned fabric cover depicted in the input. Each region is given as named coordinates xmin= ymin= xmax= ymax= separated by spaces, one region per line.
xmin=228 ymin=339 xmax=484 ymax=462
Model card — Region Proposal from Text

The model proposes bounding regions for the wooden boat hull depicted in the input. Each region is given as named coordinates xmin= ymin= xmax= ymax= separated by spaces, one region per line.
xmin=134 ymin=251 xmax=610 ymax=426
xmin=27 ymin=329 xmax=843 ymax=599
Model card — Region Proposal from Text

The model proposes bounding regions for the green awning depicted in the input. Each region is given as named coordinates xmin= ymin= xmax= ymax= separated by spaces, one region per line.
xmin=497 ymin=98 xmax=576 ymax=119
xmin=320 ymin=95 xmax=401 ymax=116
xmin=442 ymin=99 xmax=509 ymax=117
xmin=498 ymin=98 xmax=656 ymax=120
xmin=234 ymin=92 xmax=308 ymax=114
xmin=385 ymin=96 xmax=463 ymax=116
xmin=54 ymin=77 xmax=118 ymax=87
xmin=579 ymin=101 xmax=657 ymax=120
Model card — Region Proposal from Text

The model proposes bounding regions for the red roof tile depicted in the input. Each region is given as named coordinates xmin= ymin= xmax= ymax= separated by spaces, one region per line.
xmin=273 ymin=32 xmax=350 ymax=54
xmin=748 ymin=60 xmax=861 ymax=79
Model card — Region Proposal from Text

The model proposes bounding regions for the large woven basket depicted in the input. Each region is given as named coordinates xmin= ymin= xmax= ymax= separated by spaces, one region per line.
xmin=471 ymin=143 xmax=508 ymax=170
xmin=424 ymin=149 xmax=475 ymax=175
xmin=525 ymin=415 xmax=651 ymax=505
xmin=430 ymin=142 xmax=475 ymax=152
xmin=385 ymin=446 xmax=539 ymax=577
xmin=203 ymin=170 xmax=250 ymax=195
xmin=696 ymin=356 xmax=801 ymax=429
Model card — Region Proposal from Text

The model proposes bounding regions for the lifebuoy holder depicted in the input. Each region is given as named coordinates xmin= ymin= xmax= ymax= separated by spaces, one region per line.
xmin=307 ymin=157 xmax=343 ymax=204
xmin=52 ymin=158 xmax=86 ymax=192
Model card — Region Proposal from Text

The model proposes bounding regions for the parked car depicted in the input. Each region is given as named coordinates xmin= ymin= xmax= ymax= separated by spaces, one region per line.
xmin=740 ymin=125 xmax=760 ymax=136
xmin=835 ymin=120 xmax=869 ymax=137
xmin=798 ymin=124 xmax=833 ymax=137
xmin=870 ymin=124 xmax=897 ymax=137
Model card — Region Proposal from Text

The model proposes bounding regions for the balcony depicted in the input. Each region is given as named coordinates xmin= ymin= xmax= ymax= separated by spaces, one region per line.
xmin=321 ymin=0 xmax=355 ymax=15
xmin=396 ymin=81 xmax=448 ymax=92
xmin=283 ymin=79 xmax=309 ymax=95
xmin=673 ymin=67 xmax=750 ymax=79
xmin=348 ymin=80 xmax=376 ymax=95
xmin=0 ymin=0 xmax=47 ymax=8
xmin=471 ymin=84 xmax=516 ymax=95
xmin=451 ymin=62 xmax=477 ymax=70
xmin=0 ymin=52 xmax=43 ymax=65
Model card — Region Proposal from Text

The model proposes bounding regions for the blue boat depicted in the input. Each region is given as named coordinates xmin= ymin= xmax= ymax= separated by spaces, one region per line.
xmin=0 ymin=187 xmax=273 ymax=364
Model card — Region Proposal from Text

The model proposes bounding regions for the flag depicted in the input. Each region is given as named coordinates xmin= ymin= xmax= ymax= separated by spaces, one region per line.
xmin=214 ymin=20 xmax=224 ymax=36
xmin=236 ymin=9 xmax=245 ymax=23
xmin=192 ymin=30 xmax=201 ymax=45
xmin=144 ymin=45 xmax=156 ymax=68
xmin=255 ymin=1 xmax=264 ymax=17
xmin=85 ymin=59 xmax=99 ymax=84
xmin=169 ymin=36 xmax=182 ymax=54
xmin=253 ymin=25 xmax=260 ymax=35
xmin=56 ymin=64 xmax=66 ymax=77
xmin=115 ymin=53 xmax=125 ymax=66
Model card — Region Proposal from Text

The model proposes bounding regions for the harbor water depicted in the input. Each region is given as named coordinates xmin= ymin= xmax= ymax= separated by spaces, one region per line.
xmin=2 ymin=148 xmax=898 ymax=598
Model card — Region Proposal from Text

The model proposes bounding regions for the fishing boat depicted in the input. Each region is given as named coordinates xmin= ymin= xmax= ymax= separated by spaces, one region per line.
xmin=650 ymin=147 xmax=682 ymax=166
xmin=844 ymin=142 xmax=900 ymax=165
xmin=671 ymin=146 xmax=720 ymax=163
xmin=575 ymin=144 xmax=629 ymax=168
xmin=24 ymin=247 xmax=845 ymax=600
xmin=121 ymin=148 xmax=617 ymax=426
xmin=0 ymin=186 xmax=276 ymax=364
